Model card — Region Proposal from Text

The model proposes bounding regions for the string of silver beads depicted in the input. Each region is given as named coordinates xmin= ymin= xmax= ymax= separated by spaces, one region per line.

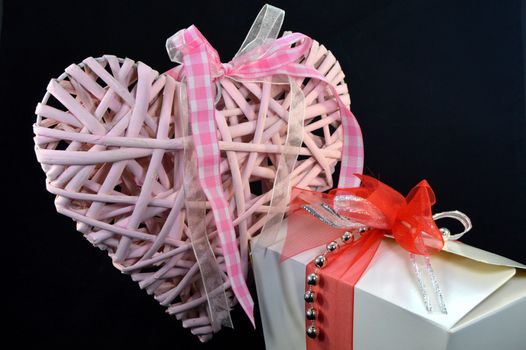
xmin=304 ymin=226 xmax=368 ymax=339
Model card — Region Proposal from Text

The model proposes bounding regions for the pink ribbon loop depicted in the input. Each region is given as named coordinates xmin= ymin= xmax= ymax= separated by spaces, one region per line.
xmin=165 ymin=20 xmax=364 ymax=327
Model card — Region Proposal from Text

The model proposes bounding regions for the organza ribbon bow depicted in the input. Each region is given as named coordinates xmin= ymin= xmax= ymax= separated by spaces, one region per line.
xmin=282 ymin=175 xmax=445 ymax=259
xmin=283 ymin=175 xmax=471 ymax=315
xmin=164 ymin=5 xmax=364 ymax=330
xmin=333 ymin=174 xmax=445 ymax=255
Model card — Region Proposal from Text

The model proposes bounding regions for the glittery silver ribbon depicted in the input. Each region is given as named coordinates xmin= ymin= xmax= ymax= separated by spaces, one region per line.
xmin=409 ymin=210 xmax=472 ymax=314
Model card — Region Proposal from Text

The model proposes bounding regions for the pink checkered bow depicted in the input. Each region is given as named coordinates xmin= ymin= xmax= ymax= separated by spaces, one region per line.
xmin=165 ymin=24 xmax=363 ymax=327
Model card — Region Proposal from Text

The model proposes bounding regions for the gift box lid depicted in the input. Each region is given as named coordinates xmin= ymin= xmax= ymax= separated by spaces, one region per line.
xmin=356 ymin=239 xmax=525 ymax=330
xmin=256 ymin=219 xmax=526 ymax=331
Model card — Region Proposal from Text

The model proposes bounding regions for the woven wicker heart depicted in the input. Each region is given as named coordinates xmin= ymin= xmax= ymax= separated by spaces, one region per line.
xmin=34 ymin=39 xmax=349 ymax=341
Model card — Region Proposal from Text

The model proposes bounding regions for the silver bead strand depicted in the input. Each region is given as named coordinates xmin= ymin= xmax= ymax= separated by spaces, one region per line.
xmin=305 ymin=264 xmax=318 ymax=338
xmin=304 ymin=227 xmax=367 ymax=340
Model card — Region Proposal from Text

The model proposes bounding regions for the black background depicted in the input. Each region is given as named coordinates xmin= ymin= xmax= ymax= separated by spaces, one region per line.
xmin=2 ymin=0 xmax=525 ymax=348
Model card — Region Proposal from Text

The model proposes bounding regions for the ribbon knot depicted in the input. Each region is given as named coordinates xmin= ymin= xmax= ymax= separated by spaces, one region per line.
xmin=281 ymin=175 xmax=445 ymax=261
xmin=218 ymin=63 xmax=233 ymax=79
xmin=167 ymin=25 xmax=318 ymax=83
xmin=332 ymin=175 xmax=443 ymax=255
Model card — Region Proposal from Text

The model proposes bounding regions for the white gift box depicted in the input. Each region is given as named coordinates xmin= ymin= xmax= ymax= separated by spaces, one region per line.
xmin=251 ymin=220 xmax=526 ymax=350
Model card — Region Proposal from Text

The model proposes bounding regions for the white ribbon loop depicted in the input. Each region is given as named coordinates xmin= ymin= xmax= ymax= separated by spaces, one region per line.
xmin=166 ymin=29 xmax=186 ymax=64
xmin=235 ymin=4 xmax=285 ymax=58
xmin=433 ymin=210 xmax=472 ymax=241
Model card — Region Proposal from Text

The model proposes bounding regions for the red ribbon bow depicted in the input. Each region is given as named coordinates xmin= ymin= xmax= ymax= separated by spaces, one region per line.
xmin=281 ymin=175 xmax=444 ymax=261
xmin=280 ymin=175 xmax=446 ymax=350
xmin=331 ymin=174 xmax=444 ymax=255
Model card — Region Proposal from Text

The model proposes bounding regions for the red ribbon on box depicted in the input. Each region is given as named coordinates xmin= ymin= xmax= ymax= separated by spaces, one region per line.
xmin=282 ymin=175 xmax=445 ymax=349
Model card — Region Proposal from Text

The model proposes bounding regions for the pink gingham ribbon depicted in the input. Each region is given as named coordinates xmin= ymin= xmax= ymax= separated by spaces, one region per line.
xmin=165 ymin=16 xmax=363 ymax=327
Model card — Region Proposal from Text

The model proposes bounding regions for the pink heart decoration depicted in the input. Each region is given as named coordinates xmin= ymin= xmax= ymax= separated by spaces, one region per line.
xmin=33 ymin=39 xmax=349 ymax=341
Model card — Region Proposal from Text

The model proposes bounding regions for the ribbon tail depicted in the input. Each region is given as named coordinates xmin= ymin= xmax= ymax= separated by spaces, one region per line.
xmin=255 ymin=77 xmax=305 ymax=249
xmin=264 ymin=64 xmax=364 ymax=188
xmin=409 ymin=253 xmax=448 ymax=314
xmin=338 ymin=108 xmax=363 ymax=188
xmin=169 ymin=26 xmax=255 ymax=327
xmin=235 ymin=4 xmax=285 ymax=58
xmin=179 ymin=82 xmax=234 ymax=331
